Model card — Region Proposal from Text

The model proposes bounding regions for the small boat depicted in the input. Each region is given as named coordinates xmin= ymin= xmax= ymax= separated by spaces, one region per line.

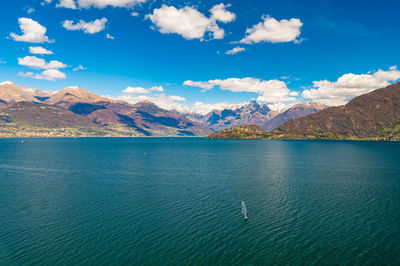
xmin=242 ymin=201 xmax=248 ymax=219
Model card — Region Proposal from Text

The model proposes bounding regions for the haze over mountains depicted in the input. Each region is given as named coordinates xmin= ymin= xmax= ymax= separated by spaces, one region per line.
xmin=0 ymin=81 xmax=326 ymax=137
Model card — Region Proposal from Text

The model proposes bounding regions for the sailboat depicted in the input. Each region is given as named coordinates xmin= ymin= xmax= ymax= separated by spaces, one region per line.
xmin=242 ymin=201 xmax=248 ymax=219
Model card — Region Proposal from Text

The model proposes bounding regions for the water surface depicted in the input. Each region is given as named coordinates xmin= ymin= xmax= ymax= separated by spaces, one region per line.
xmin=0 ymin=138 xmax=399 ymax=265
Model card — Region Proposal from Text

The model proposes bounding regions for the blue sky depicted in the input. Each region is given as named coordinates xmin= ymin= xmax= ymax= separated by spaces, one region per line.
xmin=1 ymin=0 xmax=400 ymax=113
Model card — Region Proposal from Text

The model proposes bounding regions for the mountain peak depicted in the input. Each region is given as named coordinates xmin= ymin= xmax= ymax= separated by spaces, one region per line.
xmin=136 ymin=100 xmax=154 ymax=105
xmin=132 ymin=100 xmax=165 ymax=113
xmin=46 ymin=86 xmax=110 ymax=107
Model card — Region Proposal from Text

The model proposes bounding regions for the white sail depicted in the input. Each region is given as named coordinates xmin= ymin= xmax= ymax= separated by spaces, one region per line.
xmin=242 ymin=201 xmax=248 ymax=218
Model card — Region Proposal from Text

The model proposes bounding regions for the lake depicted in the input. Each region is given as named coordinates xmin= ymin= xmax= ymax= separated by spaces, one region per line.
xmin=0 ymin=138 xmax=399 ymax=265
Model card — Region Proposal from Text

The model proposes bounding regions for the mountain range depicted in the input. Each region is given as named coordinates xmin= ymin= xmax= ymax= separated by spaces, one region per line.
xmin=209 ymin=82 xmax=400 ymax=140
xmin=0 ymin=81 xmax=325 ymax=137
xmin=183 ymin=100 xmax=325 ymax=132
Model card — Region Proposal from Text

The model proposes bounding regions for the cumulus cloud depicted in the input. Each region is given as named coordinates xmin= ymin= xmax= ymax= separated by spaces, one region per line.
xmin=210 ymin=3 xmax=236 ymax=23
xmin=10 ymin=18 xmax=53 ymax=43
xmin=19 ymin=69 xmax=67 ymax=81
xmin=29 ymin=46 xmax=53 ymax=55
xmin=226 ymin=46 xmax=245 ymax=55
xmin=184 ymin=77 xmax=297 ymax=103
xmin=130 ymin=11 xmax=139 ymax=17
xmin=123 ymin=86 xmax=164 ymax=94
xmin=72 ymin=65 xmax=87 ymax=71
xmin=240 ymin=15 xmax=303 ymax=44
xmin=147 ymin=4 xmax=235 ymax=40
xmin=62 ymin=18 xmax=107 ymax=34
xmin=56 ymin=0 xmax=77 ymax=9
xmin=18 ymin=56 xmax=67 ymax=70
xmin=302 ymin=66 xmax=400 ymax=106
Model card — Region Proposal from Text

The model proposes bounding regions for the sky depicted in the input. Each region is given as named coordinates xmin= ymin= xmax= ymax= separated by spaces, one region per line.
xmin=1 ymin=0 xmax=400 ymax=113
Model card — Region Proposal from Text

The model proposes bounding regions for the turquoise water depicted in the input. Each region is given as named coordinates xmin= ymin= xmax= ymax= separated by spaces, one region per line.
xmin=0 ymin=138 xmax=399 ymax=265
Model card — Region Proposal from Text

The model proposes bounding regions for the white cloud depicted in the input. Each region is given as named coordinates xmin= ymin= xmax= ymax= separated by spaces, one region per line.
xmin=18 ymin=56 xmax=67 ymax=70
xmin=41 ymin=0 xmax=52 ymax=5
xmin=240 ymin=15 xmax=303 ymax=44
xmin=183 ymin=80 xmax=214 ymax=91
xmin=210 ymin=3 xmax=236 ymax=23
xmin=110 ymin=93 xmax=185 ymax=110
xmin=130 ymin=11 xmax=139 ymax=17
xmin=106 ymin=33 xmax=114 ymax=39
xmin=190 ymin=101 xmax=247 ymax=114
xmin=81 ymin=0 xmax=146 ymax=9
xmin=10 ymin=18 xmax=53 ymax=43
xmin=27 ymin=8 xmax=35 ymax=14
xmin=267 ymin=103 xmax=288 ymax=112
xmin=184 ymin=77 xmax=297 ymax=103
xmin=123 ymin=86 xmax=164 ymax=94
xmin=147 ymin=4 xmax=235 ymax=40
xmin=60 ymin=0 xmax=147 ymax=9
xmin=19 ymin=69 xmax=66 ymax=81
xmin=56 ymin=0 xmax=77 ymax=9
xmin=226 ymin=46 xmax=245 ymax=55
xmin=149 ymin=86 xmax=164 ymax=92
xmin=302 ymin=66 xmax=400 ymax=106
xmin=62 ymin=18 xmax=107 ymax=34
xmin=29 ymin=46 xmax=53 ymax=55
xmin=72 ymin=65 xmax=87 ymax=71
xmin=169 ymin=95 xmax=185 ymax=101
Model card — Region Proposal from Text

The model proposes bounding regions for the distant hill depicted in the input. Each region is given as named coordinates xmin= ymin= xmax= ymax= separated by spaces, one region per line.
xmin=208 ymin=125 xmax=272 ymax=139
xmin=0 ymin=102 xmax=116 ymax=137
xmin=274 ymin=82 xmax=400 ymax=140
